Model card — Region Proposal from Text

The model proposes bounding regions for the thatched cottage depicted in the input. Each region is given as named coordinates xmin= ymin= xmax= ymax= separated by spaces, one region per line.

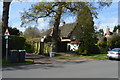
xmin=38 ymin=22 xmax=81 ymax=54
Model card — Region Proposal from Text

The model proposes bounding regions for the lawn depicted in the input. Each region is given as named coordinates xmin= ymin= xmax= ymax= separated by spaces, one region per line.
xmin=53 ymin=53 xmax=108 ymax=60
xmin=1 ymin=53 xmax=108 ymax=65
xmin=82 ymin=54 xmax=108 ymax=60
xmin=2 ymin=59 xmax=34 ymax=66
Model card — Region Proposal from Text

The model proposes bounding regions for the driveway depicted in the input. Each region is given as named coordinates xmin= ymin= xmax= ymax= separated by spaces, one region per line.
xmin=2 ymin=60 xmax=118 ymax=78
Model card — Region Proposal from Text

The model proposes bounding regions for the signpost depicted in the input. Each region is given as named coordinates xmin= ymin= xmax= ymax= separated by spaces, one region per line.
xmin=4 ymin=29 xmax=10 ymax=62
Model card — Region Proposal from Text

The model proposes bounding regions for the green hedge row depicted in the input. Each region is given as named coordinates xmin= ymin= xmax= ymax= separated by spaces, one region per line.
xmin=2 ymin=36 xmax=26 ymax=57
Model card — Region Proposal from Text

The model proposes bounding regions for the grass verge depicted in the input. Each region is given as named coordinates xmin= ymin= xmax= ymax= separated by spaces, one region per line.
xmin=53 ymin=53 xmax=108 ymax=60
xmin=2 ymin=59 xmax=34 ymax=66
xmin=53 ymin=56 xmax=70 ymax=60
xmin=82 ymin=54 xmax=108 ymax=60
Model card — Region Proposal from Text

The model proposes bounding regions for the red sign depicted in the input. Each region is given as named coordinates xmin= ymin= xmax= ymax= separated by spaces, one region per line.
xmin=4 ymin=28 xmax=10 ymax=36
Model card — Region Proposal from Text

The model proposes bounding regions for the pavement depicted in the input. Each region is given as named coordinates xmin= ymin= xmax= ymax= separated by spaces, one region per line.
xmin=25 ymin=53 xmax=94 ymax=64
xmin=33 ymin=57 xmax=94 ymax=64
xmin=2 ymin=60 xmax=118 ymax=78
xmin=25 ymin=53 xmax=46 ymax=59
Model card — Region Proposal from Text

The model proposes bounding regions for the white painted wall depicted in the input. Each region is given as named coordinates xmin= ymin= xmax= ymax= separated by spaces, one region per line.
xmin=68 ymin=43 xmax=79 ymax=51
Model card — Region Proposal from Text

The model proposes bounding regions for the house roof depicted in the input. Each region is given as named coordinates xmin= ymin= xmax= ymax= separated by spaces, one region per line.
xmin=40 ymin=28 xmax=53 ymax=38
xmin=40 ymin=23 xmax=77 ymax=38
xmin=60 ymin=23 xmax=77 ymax=38
xmin=70 ymin=40 xmax=80 ymax=44
xmin=61 ymin=39 xmax=71 ymax=42
xmin=32 ymin=38 xmax=41 ymax=42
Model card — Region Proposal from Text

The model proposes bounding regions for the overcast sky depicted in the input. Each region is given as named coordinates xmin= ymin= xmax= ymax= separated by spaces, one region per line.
xmin=0 ymin=1 xmax=118 ymax=33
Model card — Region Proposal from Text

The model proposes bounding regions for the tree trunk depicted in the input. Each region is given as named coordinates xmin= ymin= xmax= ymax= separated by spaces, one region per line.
xmin=2 ymin=2 xmax=11 ymax=27
xmin=52 ymin=3 xmax=62 ymax=52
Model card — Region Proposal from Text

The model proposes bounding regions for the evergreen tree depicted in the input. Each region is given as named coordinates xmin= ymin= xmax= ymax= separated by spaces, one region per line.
xmin=76 ymin=4 xmax=98 ymax=55
xmin=113 ymin=25 xmax=120 ymax=32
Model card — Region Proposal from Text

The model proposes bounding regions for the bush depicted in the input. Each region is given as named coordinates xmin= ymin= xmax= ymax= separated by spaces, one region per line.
xmin=97 ymin=41 xmax=107 ymax=49
xmin=2 ymin=36 xmax=26 ymax=57
xmin=43 ymin=42 xmax=52 ymax=55
xmin=97 ymin=41 xmax=108 ymax=54
xmin=2 ymin=27 xmax=21 ymax=36
xmin=76 ymin=44 xmax=100 ymax=55
xmin=9 ymin=36 xmax=26 ymax=50
xmin=107 ymin=35 xmax=120 ymax=49
xmin=91 ymin=45 xmax=100 ymax=54
xmin=24 ymin=41 xmax=35 ymax=53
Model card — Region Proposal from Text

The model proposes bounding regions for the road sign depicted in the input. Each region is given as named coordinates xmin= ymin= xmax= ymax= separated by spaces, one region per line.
xmin=4 ymin=28 xmax=10 ymax=62
xmin=4 ymin=28 xmax=10 ymax=36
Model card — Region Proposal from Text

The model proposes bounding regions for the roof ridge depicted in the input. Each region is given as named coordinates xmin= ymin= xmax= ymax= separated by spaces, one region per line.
xmin=40 ymin=22 xmax=77 ymax=38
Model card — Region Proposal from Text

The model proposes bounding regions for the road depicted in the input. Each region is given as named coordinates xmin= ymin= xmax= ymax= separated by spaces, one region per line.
xmin=2 ymin=60 xmax=118 ymax=78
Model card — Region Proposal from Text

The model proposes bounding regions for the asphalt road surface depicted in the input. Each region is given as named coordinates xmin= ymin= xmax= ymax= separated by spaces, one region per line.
xmin=2 ymin=60 xmax=118 ymax=78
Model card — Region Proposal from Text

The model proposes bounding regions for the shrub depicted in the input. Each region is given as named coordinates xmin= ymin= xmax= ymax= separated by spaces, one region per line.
xmin=97 ymin=41 xmax=108 ymax=54
xmin=76 ymin=44 xmax=100 ymax=55
xmin=99 ymin=37 xmax=107 ymax=42
xmin=85 ymin=44 xmax=100 ymax=55
xmin=2 ymin=36 xmax=26 ymax=57
xmin=2 ymin=27 xmax=24 ymax=57
xmin=2 ymin=27 xmax=21 ymax=36
xmin=107 ymin=35 xmax=120 ymax=49
xmin=24 ymin=41 xmax=35 ymax=53
xmin=43 ymin=42 xmax=52 ymax=55
xmin=97 ymin=41 xmax=107 ymax=49
xmin=9 ymin=36 xmax=25 ymax=50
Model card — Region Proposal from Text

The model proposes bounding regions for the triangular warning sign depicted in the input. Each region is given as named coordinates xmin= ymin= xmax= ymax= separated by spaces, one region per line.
xmin=4 ymin=28 xmax=10 ymax=36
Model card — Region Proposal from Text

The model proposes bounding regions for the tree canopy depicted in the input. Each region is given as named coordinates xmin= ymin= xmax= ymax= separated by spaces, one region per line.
xmin=113 ymin=25 xmax=120 ymax=32
xmin=20 ymin=2 xmax=112 ymax=27
xmin=20 ymin=2 xmax=112 ymax=52
xmin=24 ymin=27 xmax=40 ymax=39
xmin=107 ymin=35 xmax=120 ymax=49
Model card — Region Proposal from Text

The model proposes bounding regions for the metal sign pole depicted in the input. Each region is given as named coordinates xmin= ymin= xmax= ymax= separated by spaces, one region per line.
xmin=4 ymin=28 xmax=10 ymax=62
xmin=5 ymin=36 xmax=8 ymax=62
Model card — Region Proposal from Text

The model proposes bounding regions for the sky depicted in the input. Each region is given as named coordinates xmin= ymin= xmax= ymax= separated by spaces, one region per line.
xmin=0 ymin=1 xmax=118 ymax=33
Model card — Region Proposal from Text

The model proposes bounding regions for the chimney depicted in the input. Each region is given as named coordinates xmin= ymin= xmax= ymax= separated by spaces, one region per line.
xmin=106 ymin=27 xmax=110 ymax=35
xmin=105 ymin=27 xmax=111 ymax=37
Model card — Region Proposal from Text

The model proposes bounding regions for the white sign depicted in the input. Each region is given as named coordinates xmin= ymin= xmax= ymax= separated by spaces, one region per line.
xmin=4 ymin=28 xmax=10 ymax=62
xmin=4 ymin=28 xmax=10 ymax=36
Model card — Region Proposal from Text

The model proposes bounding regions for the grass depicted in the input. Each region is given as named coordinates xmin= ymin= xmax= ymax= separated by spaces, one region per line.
xmin=53 ymin=53 xmax=108 ymax=60
xmin=82 ymin=54 xmax=108 ymax=60
xmin=2 ymin=59 xmax=34 ymax=66
xmin=1 ymin=53 xmax=108 ymax=66
xmin=53 ymin=53 xmax=78 ymax=60
xmin=53 ymin=56 xmax=70 ymax=60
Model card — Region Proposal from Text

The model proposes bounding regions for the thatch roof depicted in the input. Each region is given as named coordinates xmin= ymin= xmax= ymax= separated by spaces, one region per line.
xmin=40 ymin=28 xmax=53 ymax=37
xmin=40 ymin=23 xmax=77 ymax=38
xmin=60 ymin=23 xmax=77 ymax=38
xmin=32 ymin=38 xmax=41 ymax=42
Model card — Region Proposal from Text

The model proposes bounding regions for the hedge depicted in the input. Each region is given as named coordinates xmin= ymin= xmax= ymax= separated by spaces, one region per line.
xmin=2 ymin=36 xmax=26 ymax=57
